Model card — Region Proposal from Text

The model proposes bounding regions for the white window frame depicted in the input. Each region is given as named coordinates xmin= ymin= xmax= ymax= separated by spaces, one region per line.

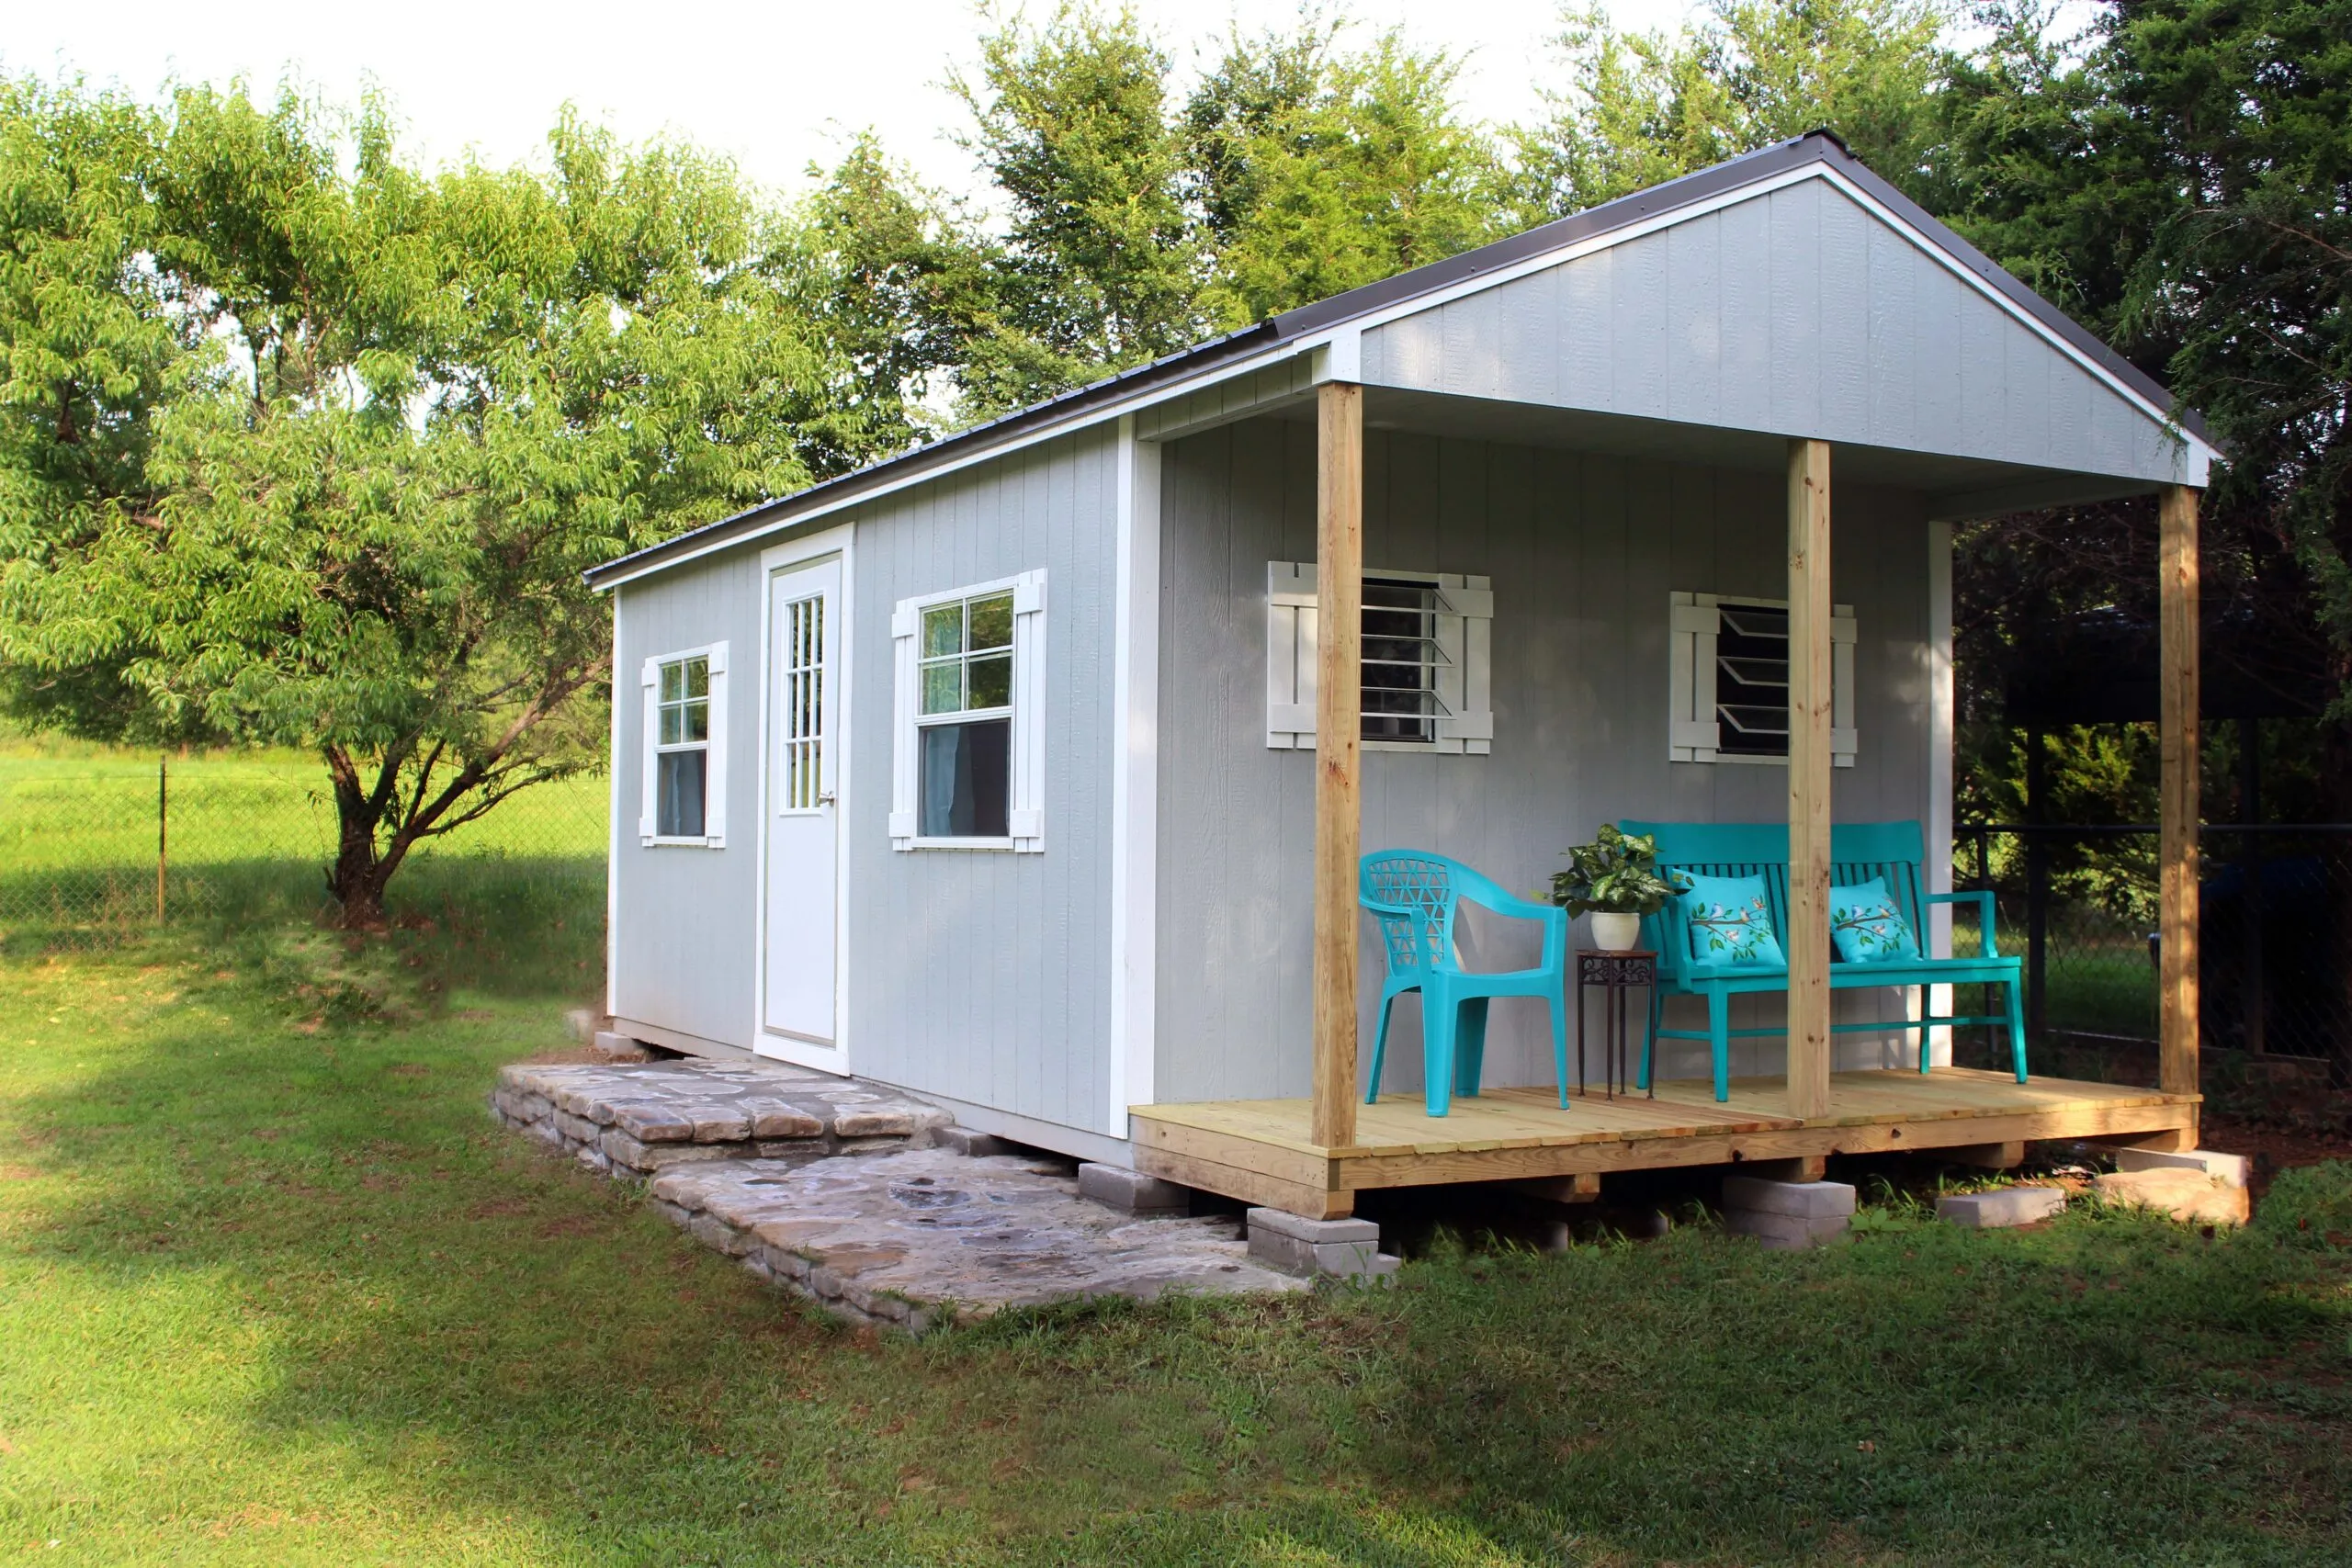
xmin=1265 ymin=561 xmax=1494 ymax=753
xmin=639 ymin=639 xmax=729 ymax=846
xmin=1668 ymin=592 xmax=1856 ymax=766
xmin=889 ymin=570 xmax=1046 ymax=852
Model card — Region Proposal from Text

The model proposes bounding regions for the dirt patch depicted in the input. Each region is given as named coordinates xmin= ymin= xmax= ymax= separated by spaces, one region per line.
xmin=2202 ymin=1105 xmax=2352 ymax=1200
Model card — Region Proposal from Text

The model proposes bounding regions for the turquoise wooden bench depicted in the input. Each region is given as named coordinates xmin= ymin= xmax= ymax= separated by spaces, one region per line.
xmin=1360 ymin=851 xmax=1571 ymax=1117
xmin=1618 ymin=819 xmax=2026 ymax=1103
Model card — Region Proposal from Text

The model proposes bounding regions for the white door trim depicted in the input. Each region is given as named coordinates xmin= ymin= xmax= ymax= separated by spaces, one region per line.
xmin=755 ymin=524 xmax=854 ymax=1076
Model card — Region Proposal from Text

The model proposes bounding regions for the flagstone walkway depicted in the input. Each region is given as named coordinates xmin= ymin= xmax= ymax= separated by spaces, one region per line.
xmin=492 ymin=1056 xmax=1304 ymax=1329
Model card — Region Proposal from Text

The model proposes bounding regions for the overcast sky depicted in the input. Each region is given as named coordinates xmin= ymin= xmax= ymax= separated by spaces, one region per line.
xmin=6 ymin=0 xmax=1706 ymax=200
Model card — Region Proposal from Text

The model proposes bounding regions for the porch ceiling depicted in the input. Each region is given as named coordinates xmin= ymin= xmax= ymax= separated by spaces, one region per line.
xmin=1252 ymin=385 xmax=2162 ymax=523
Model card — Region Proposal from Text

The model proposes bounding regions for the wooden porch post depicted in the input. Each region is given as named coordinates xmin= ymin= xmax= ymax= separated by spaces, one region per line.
xmin=1311 ymin=381 xmax=1363 ymax=1151
xmin=2159 ymin=484 xmax=2201 ymax=1138
xmin=1785 ymin=439 xmax=1834 ymax=1121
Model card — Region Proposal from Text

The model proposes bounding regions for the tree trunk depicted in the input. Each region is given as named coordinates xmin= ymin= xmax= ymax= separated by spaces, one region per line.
xmin=326 ymin=775 xmax=394 ymax=928
xmin=323 ymin=745 xmax=408 ymax=930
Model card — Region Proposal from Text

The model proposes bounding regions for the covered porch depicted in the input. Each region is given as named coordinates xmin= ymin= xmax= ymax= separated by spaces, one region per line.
xmin=1130 ymin=367 xmax=2211 ymax=1220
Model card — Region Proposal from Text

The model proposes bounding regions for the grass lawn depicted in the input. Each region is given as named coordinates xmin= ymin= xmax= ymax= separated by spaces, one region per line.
xmin=2 ymin=930 xmax=2349 ymax=1565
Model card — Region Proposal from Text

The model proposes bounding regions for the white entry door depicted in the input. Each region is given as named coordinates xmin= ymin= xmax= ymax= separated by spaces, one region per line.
xmin=763 ymin=557 xmax=842 ymax=1048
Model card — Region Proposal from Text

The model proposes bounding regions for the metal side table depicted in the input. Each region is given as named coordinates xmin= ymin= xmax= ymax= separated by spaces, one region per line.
xmin=1576 ymin=949 xmax=1657 ymax=1100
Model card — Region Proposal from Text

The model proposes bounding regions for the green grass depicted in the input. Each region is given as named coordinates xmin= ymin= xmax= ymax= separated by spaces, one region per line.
xmin=2 ymin=929 xmax=2347 ymax=1565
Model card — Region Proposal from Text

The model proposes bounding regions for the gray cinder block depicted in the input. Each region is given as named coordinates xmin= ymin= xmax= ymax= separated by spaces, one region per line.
xmin=1076 ymin=1162 xmax=1190 ymax=1214
xmin=1244 ymin=1208 xmax=1400 ymax=1280
xmin=1722 ymin=1207 xmax=1852 ymax=1248
xmin=1721 ymin=1176 xmax=1857 ymax=1219
xmin=1936 ymin=1186 xmax=2068 ymax=1228
xmin=935 ymin=1126 xmax=1013 ymax=1157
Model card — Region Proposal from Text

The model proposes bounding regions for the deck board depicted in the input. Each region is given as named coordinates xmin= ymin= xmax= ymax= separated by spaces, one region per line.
xmin=1129 ymin=1067 xmax=2197 ymax=1218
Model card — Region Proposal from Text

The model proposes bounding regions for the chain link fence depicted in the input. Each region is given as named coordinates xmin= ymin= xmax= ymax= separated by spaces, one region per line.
xmin=1958 ymin=821 xmax=2352 ymax=1084
xmin=0 ymin=747 xmax=608 ymax=951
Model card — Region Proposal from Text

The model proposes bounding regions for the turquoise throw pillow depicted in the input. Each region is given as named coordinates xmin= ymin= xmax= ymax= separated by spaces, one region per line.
xmin=1672 ymin=870 xmax=1786 ymax=967
xmin=1828 ymin=877 xmax=1920 ymax=963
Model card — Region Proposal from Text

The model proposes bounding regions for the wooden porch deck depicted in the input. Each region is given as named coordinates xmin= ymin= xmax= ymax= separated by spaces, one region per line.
xmin=1130 ymin=1067 xmax=2198 ymax=1219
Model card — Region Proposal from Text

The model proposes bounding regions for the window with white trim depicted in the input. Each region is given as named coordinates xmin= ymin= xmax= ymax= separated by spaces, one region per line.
xmin=639 ymin=642 xmax=729 ymax=845
xmin=890 ymin=571 xmax=1046 ymax=850
xmin=1265 ymin=562 xmax=1493 ymax=752
xmin=1668 ymin=592 xmax=1856 ymax=765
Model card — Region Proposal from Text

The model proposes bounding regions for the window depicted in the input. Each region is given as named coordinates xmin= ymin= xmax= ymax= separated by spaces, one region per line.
xmin=919 ymin=590 xmax=1013 ymax=838
xmin=890 ymin=572 xmax=1046 ymax=850
xmin=1668 ymin=592 xmax=1855 ymax=766
xmin=639 ymin=642 xmax=729 ymax=846
xmin=1265 ymin=561 xmax=1493 ymax=753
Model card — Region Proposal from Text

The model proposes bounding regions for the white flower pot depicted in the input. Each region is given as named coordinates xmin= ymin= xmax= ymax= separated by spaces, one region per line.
xmin=1589 ymin=911 xmax=1642 ymax=953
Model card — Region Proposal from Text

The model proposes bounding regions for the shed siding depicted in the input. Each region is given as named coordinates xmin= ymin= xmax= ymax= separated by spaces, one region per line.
xmin=611 ymin=549 xmax=764 ymax=1047
xmin=1153 ymin=422 xmax=1937 ymax=1105
xmin=1361 ymin=177 xmax=2188 ymax=484
xmin=843 ymin=426 xmax=1119 ymax=1134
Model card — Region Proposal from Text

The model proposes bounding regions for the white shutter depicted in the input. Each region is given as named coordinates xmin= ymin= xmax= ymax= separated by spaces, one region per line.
xmin=1265 ymin=561 xmax=1317 ymax=747
xmin=1831 ymin=605 xmax=1858 ymax=767
xmin=1433 ymin=574 xmax=1493 ymax=753
xmin=639 ymin=656 xmax=660 ymax=843
xmin=702 ymin=642 xmax=728 ymax=847
xmin=1668 ymin=594 xmax=1722 ymax=760
xmin=888 ymin=599 xmax=916 ymax=846
xmin=1010 ymin=570 xmax=1046 ymax=850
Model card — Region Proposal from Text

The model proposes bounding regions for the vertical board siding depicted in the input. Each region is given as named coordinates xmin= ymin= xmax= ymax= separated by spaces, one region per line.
xmin=1154 ymin=424 xmax=1934 ymax=1104
xmin=611 ymin=554 xmax=764 ymax=1045
xmin=846 ymin=427 xmax=1119 ymax=1134
xmin=1360 ymin=177 xmax=2189 ymax=484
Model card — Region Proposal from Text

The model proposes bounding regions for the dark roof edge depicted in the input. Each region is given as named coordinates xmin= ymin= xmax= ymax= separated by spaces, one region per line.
xmin=583 ymin=319 xmax=1281 ymax=587
xmin=589 ymin=131 xmax=2212 ymax=589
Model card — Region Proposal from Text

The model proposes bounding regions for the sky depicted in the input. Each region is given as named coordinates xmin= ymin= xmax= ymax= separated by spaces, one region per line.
xmin=4 ymin=0 xmax=1707 ymax=201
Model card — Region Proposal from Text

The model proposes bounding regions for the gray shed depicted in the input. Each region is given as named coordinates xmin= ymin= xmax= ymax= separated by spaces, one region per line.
xmin=587 ymin=134 xmax=2219 ymax=1210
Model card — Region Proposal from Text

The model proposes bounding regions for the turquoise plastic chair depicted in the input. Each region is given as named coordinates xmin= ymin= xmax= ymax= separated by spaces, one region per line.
xmin=1361 ymin=852 xmax=1571 ymax=1116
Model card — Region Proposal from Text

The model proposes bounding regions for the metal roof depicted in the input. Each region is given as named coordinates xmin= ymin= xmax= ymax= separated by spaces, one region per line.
xmin=586 ymin=130 xmax=2206 ymax=589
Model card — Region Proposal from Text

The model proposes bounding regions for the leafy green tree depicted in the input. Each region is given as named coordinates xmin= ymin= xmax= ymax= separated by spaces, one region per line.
xmin=0 ymin=82 xmax=865 ymax=924
xmin=1930 ymin=0 xmax=2352 ymax=808
xmin=1510 ymin=0 xmax=1952 ymax=220
xmin=0 ymin=77 xmax=202 ymax=741
xmin=950 ymin=4 xmax=1205 ymax=415
xmin=1185 ymin=15 xmax=1502 ymax=325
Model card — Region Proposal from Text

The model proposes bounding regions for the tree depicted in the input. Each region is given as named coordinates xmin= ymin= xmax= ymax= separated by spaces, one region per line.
xmin=0 ymin=81 xmax=869 ymax=924
xmin=950 ymin=4 xmax=1205 ymax=415
xmin=1185 ymin=15 xmax=1502 ymax=326
xmin=1928 ymin=0 xmax=2352 ymax=793
xmin=1509 ymin=0 xmax=1953 ymax=220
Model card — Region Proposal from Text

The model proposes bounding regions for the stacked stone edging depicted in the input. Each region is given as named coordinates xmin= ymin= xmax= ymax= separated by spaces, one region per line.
xmin=491 ymin=1059 xmax=952 ymax=1179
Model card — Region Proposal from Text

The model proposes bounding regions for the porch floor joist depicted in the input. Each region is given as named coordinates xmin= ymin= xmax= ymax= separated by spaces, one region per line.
xmin=1129 ymin=1067 xmax=2198 ymax=1219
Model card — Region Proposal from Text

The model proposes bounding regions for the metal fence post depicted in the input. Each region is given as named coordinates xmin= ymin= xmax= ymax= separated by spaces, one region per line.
xmin=2024 ymin=727 xmax=2049 ymax=1044
xmin=157 ymin=756 xmax=167 ymax=923
xmin=2238 ymin=716 xmax=2265 ymax=1056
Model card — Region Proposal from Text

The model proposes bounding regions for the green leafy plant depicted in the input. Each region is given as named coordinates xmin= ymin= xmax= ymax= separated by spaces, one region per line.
xmin=1550 ymin=823 xmax=1679 ymax=916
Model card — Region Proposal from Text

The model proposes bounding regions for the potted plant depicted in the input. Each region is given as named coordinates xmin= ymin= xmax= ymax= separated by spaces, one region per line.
xmin=1550 ymin=823 xmax=1679 ymax=952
